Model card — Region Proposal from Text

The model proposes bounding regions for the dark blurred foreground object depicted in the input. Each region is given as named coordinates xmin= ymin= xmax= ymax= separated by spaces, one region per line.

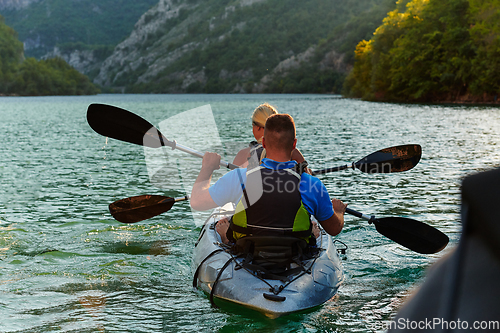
xmin=388 ymin=168 xmax=500 ymax=333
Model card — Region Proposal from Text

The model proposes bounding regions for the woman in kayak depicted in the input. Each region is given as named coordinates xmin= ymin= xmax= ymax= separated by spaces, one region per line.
xmin=232 ymin=103 xmax=307 ymax=168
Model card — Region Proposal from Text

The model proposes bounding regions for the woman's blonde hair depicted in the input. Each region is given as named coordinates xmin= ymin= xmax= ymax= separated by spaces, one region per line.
xmin=251 ymin=103 xmax=278 ymax=127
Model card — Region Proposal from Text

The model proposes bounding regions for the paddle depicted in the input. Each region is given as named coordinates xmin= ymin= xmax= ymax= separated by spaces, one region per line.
xmin=108 ymin=194 xmax=448 ymax=254
xmin=109 ymin=194 xmax=189 ymax=223
xmin=311 ymin=144 xmax=422 ymax=175
xmin=87 ymin=104 xmax=421 ymax=175
xmin=345 ymin=207 xmax=448 ymax=254
xmin=86 ymin=103 xmax=239 ymax=170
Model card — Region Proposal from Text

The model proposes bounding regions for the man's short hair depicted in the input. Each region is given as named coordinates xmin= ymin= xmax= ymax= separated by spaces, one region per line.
xmin=264 ymin=114 xmax=296 ymax=152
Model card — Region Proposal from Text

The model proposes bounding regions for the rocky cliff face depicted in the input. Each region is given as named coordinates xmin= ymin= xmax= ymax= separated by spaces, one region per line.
xmin=252 ymin=46 xmax=350 ymax=93
xmin=94 ymin=0 xmax=193 ymax=88
xmin=94 ymin=0 xmax=271 ymax=90
xmin=42 ymin=47 xmax=104 ymax=79
xmin=0 ymin=0 xmax=40 ymax=10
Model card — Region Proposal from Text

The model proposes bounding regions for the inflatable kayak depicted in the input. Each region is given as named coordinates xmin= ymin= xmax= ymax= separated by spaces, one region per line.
xmin=192 ymin=203 xmax=344 ymax=318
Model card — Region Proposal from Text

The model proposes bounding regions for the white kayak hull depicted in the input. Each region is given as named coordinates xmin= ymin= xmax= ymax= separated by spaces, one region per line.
xmin=192 ymin=203 xmax=344 ymax=318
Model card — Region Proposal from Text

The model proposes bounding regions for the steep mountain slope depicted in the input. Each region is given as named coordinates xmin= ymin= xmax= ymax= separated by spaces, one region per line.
xmin=2 ymin=0 xmax=396 ymax=94
xmin=94 ymin=0 xmax=391 ymax=93
xmin=0 ymin=14 xmax=99 ymax=96
xmin=0 ymin=0 xmax=158 ymax=58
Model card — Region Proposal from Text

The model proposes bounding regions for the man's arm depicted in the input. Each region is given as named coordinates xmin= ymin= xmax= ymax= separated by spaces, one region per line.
xmin=190 ymin=152 xmax=221 ymax=211
xmin=318 ymin=198 xmax=347 ymax=236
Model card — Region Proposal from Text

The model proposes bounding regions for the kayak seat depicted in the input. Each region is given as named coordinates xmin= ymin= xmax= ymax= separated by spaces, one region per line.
xmin=232 ymin=236 xmax=309 ymax=281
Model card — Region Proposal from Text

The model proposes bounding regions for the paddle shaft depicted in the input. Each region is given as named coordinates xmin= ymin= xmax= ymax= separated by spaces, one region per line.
xmin=312 ymin=164 xmax=352 ymax=175
xmin=345 ymin=207 xmax=375 ymax=222
xmin=165 ymin=139 xmax=238 ymax=170
xmin=172 ymin=195 xmax=190 ymax=203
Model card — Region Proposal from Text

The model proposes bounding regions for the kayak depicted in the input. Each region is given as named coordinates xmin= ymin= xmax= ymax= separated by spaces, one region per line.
xmin=192 ymin=203 xmax=345 ymax=318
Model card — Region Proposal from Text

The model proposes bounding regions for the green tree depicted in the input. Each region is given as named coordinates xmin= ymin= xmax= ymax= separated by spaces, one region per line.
xmin=469 ymin=0 xmax=500 ymax=96
xmin=343 ymin=0 xmax=413 ymax=99
xmin=0 ymin=15 xmax=24 ymax=92
xmin=10 ymin=57 xmax=100 ymax=95
xmin=343 ymin=40 xmax=375 ymax=99
xmin=387 ymin=0 xmax=473 ymax=101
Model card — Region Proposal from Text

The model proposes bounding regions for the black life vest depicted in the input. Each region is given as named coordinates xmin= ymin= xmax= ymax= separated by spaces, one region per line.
xmin=229 ymin=164 xmax=312 ymax=242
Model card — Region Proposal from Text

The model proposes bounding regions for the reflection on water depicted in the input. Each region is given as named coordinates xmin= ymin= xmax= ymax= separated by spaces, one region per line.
xmin=0 ymin=94 xmax=499 ymax=332
xmin=100 ymin=240 xmax=170 ymax=255
xmin=78 ymin=290 xmax=106 ymax=332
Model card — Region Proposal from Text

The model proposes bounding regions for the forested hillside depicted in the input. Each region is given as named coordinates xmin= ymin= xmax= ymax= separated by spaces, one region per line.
xmin=343 ymin=0 xmax=500 ymax=103
xmin=0 ymin=0 xmax=158 ymax=58
xmin=1 ymin=0 xmax=398 ymax=94
xmin=6 ymin=0 xmax=496 ymax=101
xmin=0 ymin=15 xmax=99 ymax=96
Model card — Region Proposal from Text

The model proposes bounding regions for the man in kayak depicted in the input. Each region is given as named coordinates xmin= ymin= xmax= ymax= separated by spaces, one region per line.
xmin=190 ymin=113 xmax=347 ymax=244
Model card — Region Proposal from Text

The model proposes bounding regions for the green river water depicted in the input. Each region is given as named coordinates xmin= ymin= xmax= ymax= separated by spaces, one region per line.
xmin=0 ymin=94 xmax=499 ymax=332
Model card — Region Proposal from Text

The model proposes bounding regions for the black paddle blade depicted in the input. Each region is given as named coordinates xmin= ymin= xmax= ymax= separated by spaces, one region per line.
xmin=87 ymin=103 xmax=168 ymax=148
xmin=373 ymin=217 xmax=449 ymax=254
xmin=109 ymin=195 xmax=175 ymax=223
xmin=355 ymin=144 xmax=422 ymax=173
